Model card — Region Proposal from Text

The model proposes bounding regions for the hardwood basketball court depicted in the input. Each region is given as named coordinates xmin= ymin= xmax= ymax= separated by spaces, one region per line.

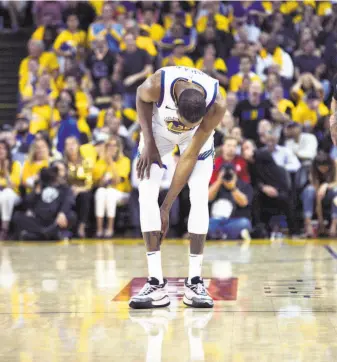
xmin=0 ymin=238 xmax=336 ymax=361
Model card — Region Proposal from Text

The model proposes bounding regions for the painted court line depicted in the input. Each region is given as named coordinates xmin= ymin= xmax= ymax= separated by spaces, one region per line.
xmin=324 ymin=245 xmax=337 ymax=259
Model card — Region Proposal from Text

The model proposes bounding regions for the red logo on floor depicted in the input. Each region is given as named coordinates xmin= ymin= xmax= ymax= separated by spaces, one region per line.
xmin=113 ymin=277 xmax=238 ymax=301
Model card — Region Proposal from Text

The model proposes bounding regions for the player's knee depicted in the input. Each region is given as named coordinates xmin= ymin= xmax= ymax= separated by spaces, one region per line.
xmin=139 ymin=180 xmax=160 ymax=208
xmin=189 ymin=186 xmax=208 ymax=209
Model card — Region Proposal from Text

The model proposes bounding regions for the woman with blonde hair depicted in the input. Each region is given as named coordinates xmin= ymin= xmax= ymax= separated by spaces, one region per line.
xmin=22 ymin=138 xmax=50 ymax=192
xmin=93 ymin=135 xmax=131 ymax=238
xmin=0 ymin=141 xmax=22 ymax=239
xmin=64 ymin=136 xmax=94 ymax=238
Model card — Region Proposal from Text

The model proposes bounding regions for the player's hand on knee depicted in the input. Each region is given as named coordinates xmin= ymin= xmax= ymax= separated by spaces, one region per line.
xmin=160 ymin=206 xmax=170 ymax=241
xmin=137 ymin=142 xmax=163 ymax=180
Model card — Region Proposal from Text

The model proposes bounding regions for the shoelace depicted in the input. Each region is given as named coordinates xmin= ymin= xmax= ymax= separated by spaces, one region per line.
xmin=138 ymin=283 xmax=160 ymax=296
xmin=189 ymin=282 xmax=208 ymax=296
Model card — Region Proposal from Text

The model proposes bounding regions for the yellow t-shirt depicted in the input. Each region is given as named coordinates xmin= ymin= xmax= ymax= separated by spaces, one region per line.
xmin=229 ymin=72 xmax=262 ymax=93
xmin=162 ymin=56 xmax=194 ymax=68
xmin=120 ymin=36 xmax=157 ymax=57
xmin=0 ymin=161 xmax=21 ymax=194
xmin=22 ymin=160 xmax=49 ymax=191
xmin=19 ymin=52 xmax=59 ymax=80
xmin=80 ymin=143 xmax=98 ymax=165
xmin=149 ymin=23 xmax=166 ymax=42
xmin=292 ymin=101 xmax=330 ymax=127
xmin=30 ymin=105 xmax=53 ymax=135
xmin=93 ymin=156 xmax=131 ymax=193
xmin=196 ymin=13 xmax=229 ymax=33
xmin=164 ymin=13 xmax=193 ymax=30
xmin=53 ymin=29 xmax=86 ymax=51
xmin=195 ymin=57 xmax=227 ymax=72
xmin=31 ymin=26 xmax=44 ymax=41
xmin=277 ymin=99 xmax=295 ymax=114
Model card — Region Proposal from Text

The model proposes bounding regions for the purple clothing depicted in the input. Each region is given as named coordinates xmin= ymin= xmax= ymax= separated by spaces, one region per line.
xmin=294 ymin=54 xmax=322 ymax=75
xmin=33 ymin=0 xmax=67 ymax=26
xmin=230 ymin=1 xmax=265 ymax=24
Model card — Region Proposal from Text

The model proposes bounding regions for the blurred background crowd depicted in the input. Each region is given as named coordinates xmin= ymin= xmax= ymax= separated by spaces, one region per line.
xmin=0 ymin=0 xmax=337 ymax=241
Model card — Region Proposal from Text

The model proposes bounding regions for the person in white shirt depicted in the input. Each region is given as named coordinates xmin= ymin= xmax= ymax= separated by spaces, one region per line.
xmin=284 ymin=122 xmax=318 ymax=163
xmin=256 ymin=39 xmax=294 ymax=81
xmin=263 ymin=129 xmax=301 ymax=173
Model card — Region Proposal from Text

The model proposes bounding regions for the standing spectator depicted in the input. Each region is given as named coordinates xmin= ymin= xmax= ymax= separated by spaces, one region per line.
xmin=86 ymin=36 xmax=116 ymax=89
xmin=64 ymin=136 xmax=94 ymax=238
xmin=284 ymin=122 xmax=318 ymax=163
xmin=92 ymin=78 xmax=115 ymax=111
xmin=63 ymin=1 xmax=96 ymax=31
xmin=93 ymin=136 xmax=131 ymax=238
xmin=0 ymin=141 xmax=21 ymax=240
xmin=22 ymin=139 xmax=50 ymax=193
xmin=162 ymin=39 xmax=194 ymax=68
xmin=88 ymin=2 xmax=124 ymax=53
xmin=301 ymin=152 xmax=337 ymax=237
xmin=116 ymin=33 xmax=153 ymax=109
xmin=229 ymin=55 xmax=261 ymax=93
xmin=233 ymin=81 xmax=272 ymax=141
xmin=210 ymin=137 xmax=250 ymax=185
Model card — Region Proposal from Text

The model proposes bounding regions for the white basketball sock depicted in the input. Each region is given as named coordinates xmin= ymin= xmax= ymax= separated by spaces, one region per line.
xmin=147 ymin=251 xmax=163 ymax=284
xmin=188 ymin=254 xmax=203 ymax=283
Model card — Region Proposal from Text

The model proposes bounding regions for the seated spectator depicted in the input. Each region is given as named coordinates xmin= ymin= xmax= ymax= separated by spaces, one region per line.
xmin=53 ymin=98 xmax=91 ymax=153
xmin=284 ymin=122 xmax=318 ymax=163
xmin=256 ymin=38 xmax=294 ymax=81
xmin=53 ymin=12 xmax=86 ymax=60
xmin=233 ymin=81 xmax=272 ymax=141
xmin=291 ymin=72 xmax=323 ymax=104
xmin=294 ymin=39 xmax=325 ymax=79
xmin=13 ymin=165 xmax=75 ymax=241
xmin=93 ymin=136 xmax=131 ymax=238
xmin=22 ymin=139 xmax=50 ymax=193
xmin=19 ymin=40 xmax=59 ymax=84
xmin=256 ymin=119 xmax=272 ymax=148
xmin=210 ymin=137 xmax=250 ymax=185
xmin=225 ymin=92 xmax=238 ymax=114
xmin=242 ymin=139 xmax=298 ymax=236
xmin=92 ymin=78 xmax=116 ymax=111
xmin=292 ymin=90 xmax=329 ymax=128
xmin=270 ymin=85 xmax=294 ymax=125
xmin=115 ymin=33 xmax=153 ymax=109
xmin=229 ymin=55 xmax=261 ymax=93
xmin=162 ymin=39 xmax=194 ymax=68
xmin=195 ymin=44 xmax=228 ymax=87
xmin=0 ymin=141 xmax=21 ymax=240
xmin=214 ymin=112 xmax=235 ymax=150
xmin=88 ymin=2 xmax=123 ymax=53
xmin=263 ymin=130 xmax=301 ymax=173
xmin=208 ymin=164 xmax=253 ymax=240
xmin=301 ymin=152 xmax=337 ymax=237
xmin=86 ymin=36 xmax=116 ymax=90
xmin=230 ymin=126 xmax=244 ymax=154
xmin=64 ymin=136 xmax=94 ymax=238
xmin=12 ymin=115 xmax=30 ymax=163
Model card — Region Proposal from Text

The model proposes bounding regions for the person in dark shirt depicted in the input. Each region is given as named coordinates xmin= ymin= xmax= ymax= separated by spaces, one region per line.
xmin=12 ymin=164 xmax=75 ymax=241
xmin=233 ymin=81 xmax=272 ymax=141
xmin=63 ymin=1 xmax=96 ymax=31
xmin=86 ymin=37 xmax=116 ymax=89
xmin=242 ymin=139 xmax=298 ymax=236
xmin=294 ymin=39 xmax=324 ymax=79
xmin=115 ymin=33 xmax=153 ymax=109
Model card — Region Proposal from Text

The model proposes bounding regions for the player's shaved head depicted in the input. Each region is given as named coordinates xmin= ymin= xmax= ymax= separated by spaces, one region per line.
xmin=177 ymin=89 xmax=206 ymax=124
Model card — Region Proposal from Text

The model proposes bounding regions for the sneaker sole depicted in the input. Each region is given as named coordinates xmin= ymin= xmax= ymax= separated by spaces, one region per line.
xmin=129 ymin=296 xmax=170 ymax=309
xmin=183 ymin=295 xmax=214 ymax=309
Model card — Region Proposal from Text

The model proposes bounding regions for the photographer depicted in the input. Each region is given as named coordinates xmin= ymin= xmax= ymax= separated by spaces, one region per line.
xmin=12 ymin=164 xmax=75 ymax=241
xmin=208 ymin=164 xmax=253 ymax=240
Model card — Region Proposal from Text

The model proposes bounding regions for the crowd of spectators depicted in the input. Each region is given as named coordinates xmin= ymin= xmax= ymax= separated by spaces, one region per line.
xmin=1 ymin=0 xmax=337 ymax=240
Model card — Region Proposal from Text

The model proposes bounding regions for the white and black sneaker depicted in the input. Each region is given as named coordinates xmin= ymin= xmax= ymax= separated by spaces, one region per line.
xmin=129 ymin=277 xmax=170 ymax=309
xmin=183 ymin=277 xmax=214 ymax=308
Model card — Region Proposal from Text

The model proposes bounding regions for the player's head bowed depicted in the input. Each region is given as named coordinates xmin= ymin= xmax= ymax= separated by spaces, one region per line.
xmin=177 ymin=89 xmax=207 ymax=125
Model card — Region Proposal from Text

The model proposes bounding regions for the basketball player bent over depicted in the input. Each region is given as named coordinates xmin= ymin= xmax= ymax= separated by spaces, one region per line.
xmin=128 ymin=66 xmax=226 ymax=309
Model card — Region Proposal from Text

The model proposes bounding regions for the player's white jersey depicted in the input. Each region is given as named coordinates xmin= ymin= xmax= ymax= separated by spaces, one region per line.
xmin=153 ymin=66 xmax=219 ymax=135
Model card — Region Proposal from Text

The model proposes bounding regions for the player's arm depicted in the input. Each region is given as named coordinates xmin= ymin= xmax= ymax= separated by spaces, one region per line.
xmin=136 ymin=71 xmax=163 ymax=179
xmin=330 ymin=78 xmax=337 ymax=145
xmin=161 ymin=93 xmax=226 ymax=216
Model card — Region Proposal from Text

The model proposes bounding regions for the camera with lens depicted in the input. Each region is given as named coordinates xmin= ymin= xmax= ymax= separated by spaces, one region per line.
xmin=221 ymin=163 xmax=235 ymax=182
